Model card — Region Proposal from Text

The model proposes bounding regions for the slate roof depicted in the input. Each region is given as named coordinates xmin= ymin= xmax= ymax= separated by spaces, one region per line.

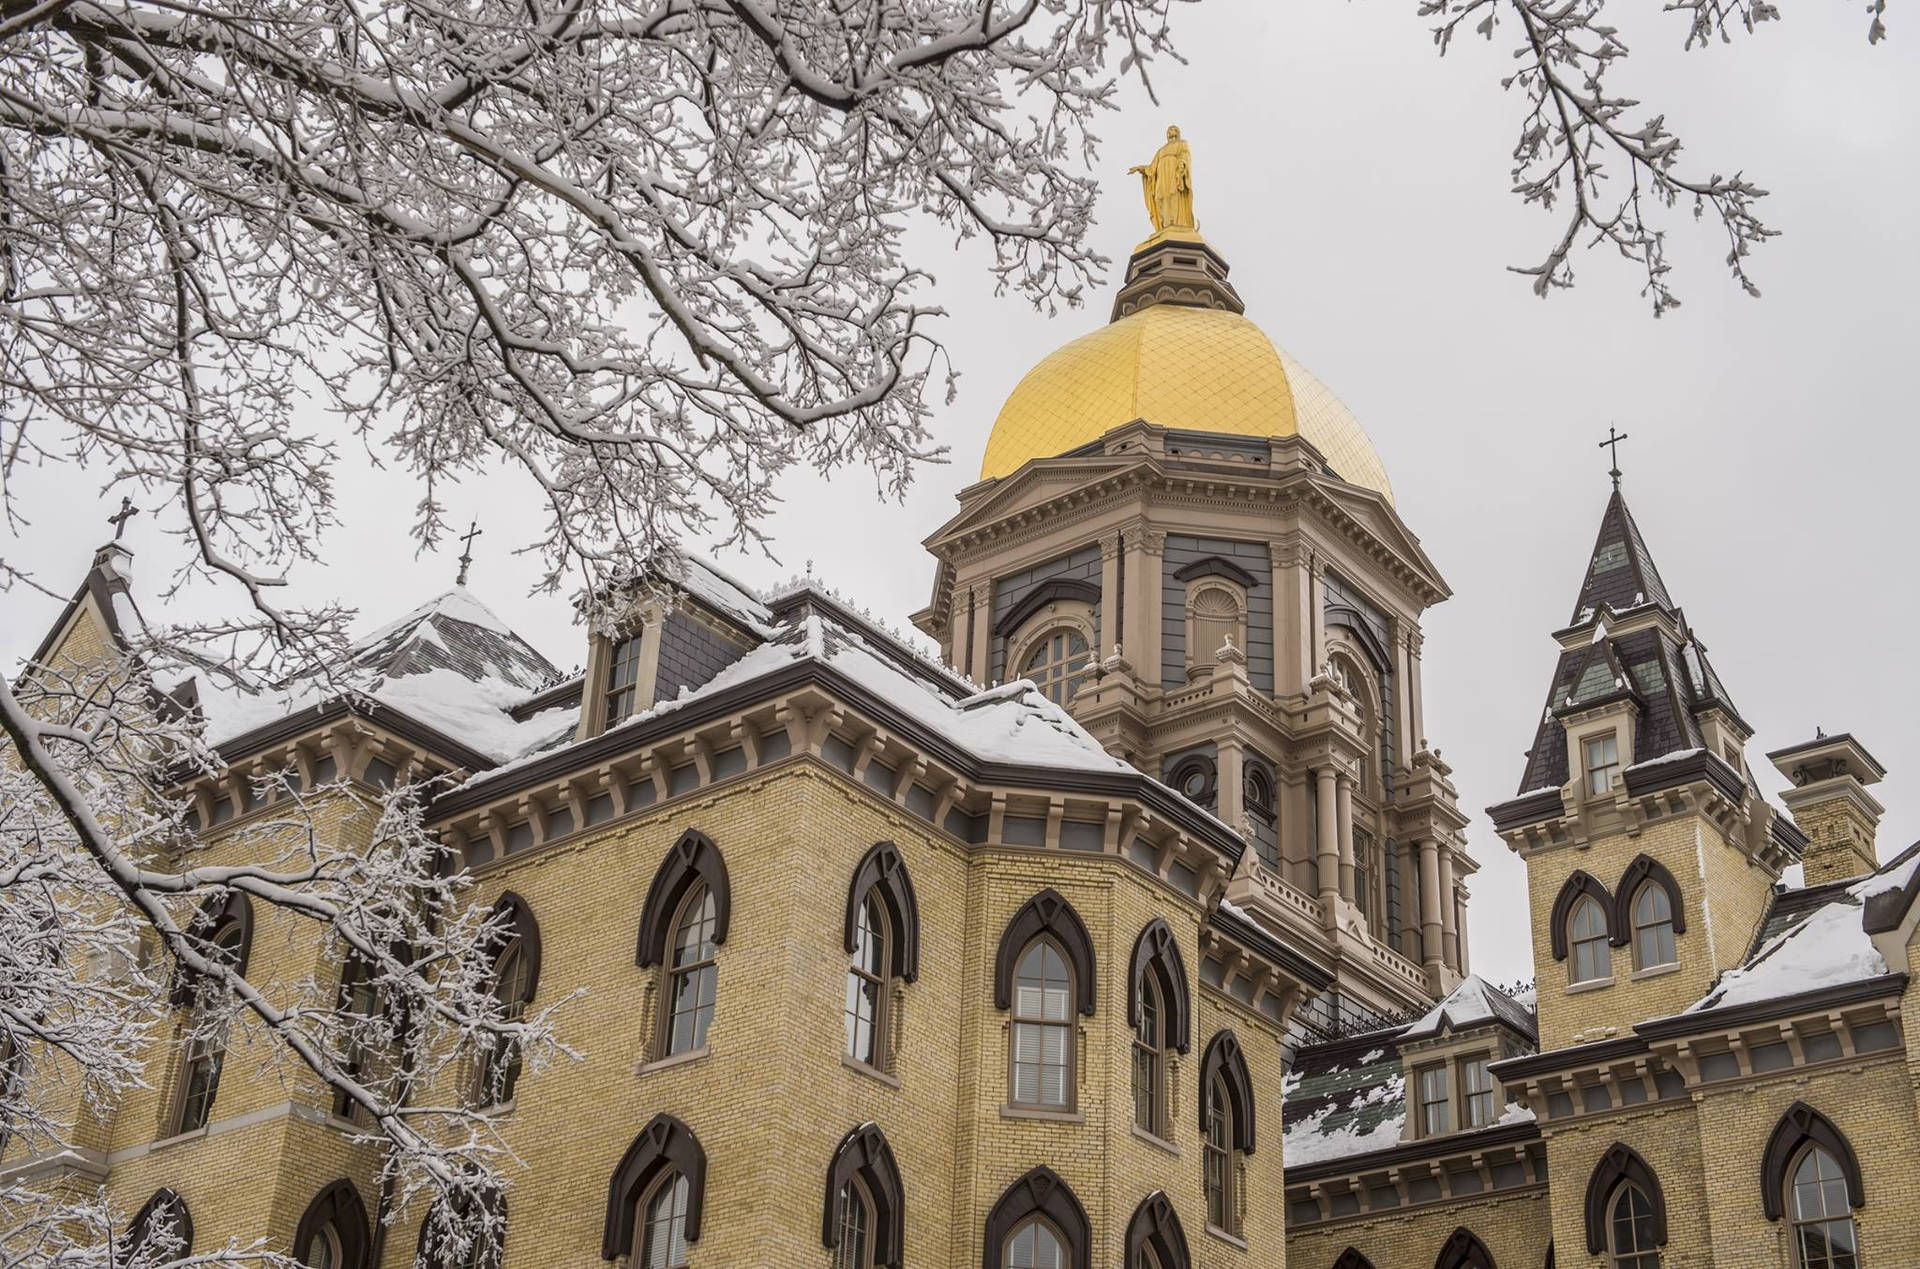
xmin=1513 ymin=490 xmax=1750 ymax=796
xmin=1283 ymin=977 xmax=1537 ymax=1170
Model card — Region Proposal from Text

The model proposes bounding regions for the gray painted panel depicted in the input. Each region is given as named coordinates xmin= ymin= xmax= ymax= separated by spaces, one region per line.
xmin=654 ymin=610 xmax=751 ymax=704
xmin=1160 ymin=535 xmax=1274 ymax=692
xmin=990 ymin=544 xmax=1102 ymax=683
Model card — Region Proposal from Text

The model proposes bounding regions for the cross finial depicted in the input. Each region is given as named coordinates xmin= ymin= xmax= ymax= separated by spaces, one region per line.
xmin=107 ymin=497 xmax=139 ymax=540
xmin=455 ymin=519 xmax=482 ymax=587
xmin=1598 ymin=426 xmax=1630 ymax=490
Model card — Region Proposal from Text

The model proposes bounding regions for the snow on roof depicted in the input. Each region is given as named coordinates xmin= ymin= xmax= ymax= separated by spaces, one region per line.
xmin=1684 ymin=848 xmax=1920 ymax=1014
xmin=457 ymin=603 xmax=1130 ymax=794
xmin=1399 ymin=975 xmax=1537 ymax=1041
xmin=672 ymin=556 xmax=774 ymax=634
xmin=1283 ymin=1073 xmax=1408 ymax=1168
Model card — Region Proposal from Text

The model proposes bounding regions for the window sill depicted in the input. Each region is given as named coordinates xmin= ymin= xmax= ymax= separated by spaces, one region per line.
xmin=1130 ymin=1125 xmax=1180 ymax=1156
xmin=1000 ymin=1104 xmax=1083 ymax=1124
xmin=1631 ymin=962 xmax=1682 ymax=981
xmin=1204 ymin=1225 xmax=1249 ymax=1250
xmin=148 ymin=1124 xmax=211 ymax=1152
xmin=842 ymin=1055 xmax=901 ymax=1088
xmin=638 ymin=1046 xmax=710 ymax=1076
xmin=1567 ymin=977 xmax=1616 ymax=995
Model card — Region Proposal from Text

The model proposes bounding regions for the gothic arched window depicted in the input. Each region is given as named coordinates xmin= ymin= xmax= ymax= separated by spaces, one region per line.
xmin=822 ymin=1122 xmax=904 ymax=1269
xmin=1607 ymin=1184 xmax=1660 ymax=1269
xmin=602 ymin=1114 xmax=706 ymax=1264
xmin=175 ymin=896 xmax=252 ymax=1133
xmin=472 ymin=892 xmax=539 ymax=1106
xmin=1569 ymin=896 xmax=1611 ymax=983
xmin=843 ymin=842 xmax=917 ymax=1071
xmin=1631 ymin=883 xmax=1676 ymax=970
xmin=995 ymin=891 xmax=1096 ymax=1111
xmin=1123 ymin=1192 xmax=1189 ymax=1269
xmin=1199 ymin=1031 xmax=1255 ymax=1238
xmin=294 ymin=1181 xmax=370 ymax=1269
xmin=984 ymin=1167 xmax=1088 ymax=1269
xmin=637 ymin=830 xmax=731 ymax=1060
xmin=1129 ymin=919 xmax=1189 ymax=1139
xmin=1787 ymin=1145 xmax=1860 ymax=1269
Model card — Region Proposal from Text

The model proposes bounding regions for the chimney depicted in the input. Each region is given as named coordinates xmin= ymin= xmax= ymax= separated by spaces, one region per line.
xmin=1767 ymin=732 xmax=1887 ymax=885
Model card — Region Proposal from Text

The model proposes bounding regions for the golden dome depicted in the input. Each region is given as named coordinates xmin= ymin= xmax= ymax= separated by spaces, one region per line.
xmin=978 ymin=302 xmax=1394 ymax=504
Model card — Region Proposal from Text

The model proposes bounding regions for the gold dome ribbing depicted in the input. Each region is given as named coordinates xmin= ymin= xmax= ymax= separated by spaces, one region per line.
xmin=978 ymin=303 xmax=1394 ymax=504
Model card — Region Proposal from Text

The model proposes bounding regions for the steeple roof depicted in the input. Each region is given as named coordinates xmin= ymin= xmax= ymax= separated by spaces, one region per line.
xmin=1510 ymin=489 xmax=1751 ymax=797
xmin=1569 ymin=488 xmax=1673 ymax=625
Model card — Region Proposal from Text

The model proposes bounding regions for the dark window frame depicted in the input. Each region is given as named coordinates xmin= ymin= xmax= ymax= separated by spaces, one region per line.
xmin=636 ymin=829 xmax=731 ymax=968
xmin=1548 ymin=870 xmax=1613 ymax=962
xmin=1123 ymin=1191 xmax=1190 ymax=1269
xmin=981 ymin=1166 xmax=1089 ymax=1269
xmin=1761 ymin=1102 xmax=1865 ymax=1222
xmin=845 ymin=842 xmax=920 ymax=982
xmin=294 ymin=1180 xmax=371 ymax=1269
xmin=1434 ymin=1226 xmax=1496 ymax=1269
xmin=1609 ymin=855 xmax=1686 ymax=948
xmin=1583 ymin=1143 xmax=1667 ymax=1255
xmin=602 ymin=1113 xmax=707 ymax=1260
xmin=1197 ymin=1030 xmax=1256 ymax=1152
xmin=821 ymin=1122 xmax=905 ymax=1269
xmin=992 ymin=890 xmax=1096 ymax=1016
xmin=123 ymin=1188 xmax=194 ymax=1262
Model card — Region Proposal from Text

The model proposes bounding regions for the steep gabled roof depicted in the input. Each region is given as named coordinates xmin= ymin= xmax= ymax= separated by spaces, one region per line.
xmin=1569 ymin=488 xmax=1673 ymax=624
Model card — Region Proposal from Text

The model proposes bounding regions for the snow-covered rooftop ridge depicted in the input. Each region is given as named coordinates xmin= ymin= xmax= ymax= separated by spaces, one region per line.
xmin=1682 ymin=846 xmax=1920 ymax=1015
xmin=1399 ymin=974 xmax=1537 ymax=1041
xmin=671 ymin=555 xmax=774 ymax=634
xmin=355 ymin=586 xmax=514 ymax=647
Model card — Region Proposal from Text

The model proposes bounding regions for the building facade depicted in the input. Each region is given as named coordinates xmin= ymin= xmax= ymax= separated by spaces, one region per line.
xmin=8 ymin=183 xmax=1918 ymax=1269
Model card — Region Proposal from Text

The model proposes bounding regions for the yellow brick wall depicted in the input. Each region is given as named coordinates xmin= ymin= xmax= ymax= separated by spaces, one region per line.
xmin=1793 ymin=798 xmax=1878 ymax=885
xmin=1528 ymin=815 xmax=1773 ymax=1052
xmin=360 ymin=761 xmax=1291 ymax=1267
xmin=1541 ymin=1052 xmax=1920 ymax=1269
xmin=1285 ymin=1186 xmax=1551 ymax=1269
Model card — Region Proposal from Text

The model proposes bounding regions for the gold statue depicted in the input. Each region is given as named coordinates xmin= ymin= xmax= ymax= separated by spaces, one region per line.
xmin=1129 ymin=125 xmax=1196 ymax=235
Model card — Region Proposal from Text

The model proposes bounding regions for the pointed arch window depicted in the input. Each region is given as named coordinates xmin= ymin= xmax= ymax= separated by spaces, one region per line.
xmin=603 ymin=1114 xmax=706 ymax=1264
xmin=1569 ymin=895 xmax=1611 ymax=983
xmin=1199 ymin=1031 xmax=1255 ymax=1237
xmin=984 ymin=1167 xmax=1089 ymax=1269
xmin=473 ymin=893 xmax=540 ymax=1106
xmin=844 ymin=843 xmax=918 ymax=1070
xmin=295 ymin=1181 xmax=370 ymax=1269
xmin=1762 ymin=1102 xmax=1865 ymax=1268
xmin=637 ymin=830 xmax=731 ymax=1060
xmin=1129 ymin=920 xmax=1189 ymax=1139
xmin=1584 ymin=1144 xmax=1666 ymax=1263
xmin=1332 ymin=1250 xmax=1377 ymax=1269
xmin=1630 ymin=884 xmax=1676 ymax=969
xmin=122 ymin=1188 xmax=194 ymax=1262
xmin=1607 ymin=1185 xmax=1660 ymax=1268
xmin=1611 ymin=855 xmax=1684 ymax=969
xmin=415 ymin=1191 xmax=505 ymax=1269
xmin=1124 ymin=1192 xmax=1189 ymax=1269
xmin=823 ymin=1123 xmax=904 ymax=1268
xmin=994 ymin=890 xmax=1096 ymax=1111
xmin=1434 ymin=1227 xmax=1496 ymax=1269
xmin=175 ymin=892 xmax=253 ymax=1134
xmin=1788 ymin=1146 xmax=1860 ymax=1269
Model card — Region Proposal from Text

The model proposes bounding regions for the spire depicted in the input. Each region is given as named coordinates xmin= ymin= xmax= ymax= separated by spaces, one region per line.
xmin=1568 ymin=488 xmax=1673 ymax=626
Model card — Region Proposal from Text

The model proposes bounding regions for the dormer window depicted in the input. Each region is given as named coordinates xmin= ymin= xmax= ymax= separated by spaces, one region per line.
xmin=605 ymin=631 xmax=645 ymax=727
xmin=1585 ymin=733 xmax=1621 ymax=797
xmin=1417 ymin=1063 xmax=1451 ymax=1136
xmin=1461 ymin=1053 xmax=1495 ymax=1128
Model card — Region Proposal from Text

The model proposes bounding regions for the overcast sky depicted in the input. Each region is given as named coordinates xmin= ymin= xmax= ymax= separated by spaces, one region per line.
xmin=7 ymin=0 xmax=1917 ymax=986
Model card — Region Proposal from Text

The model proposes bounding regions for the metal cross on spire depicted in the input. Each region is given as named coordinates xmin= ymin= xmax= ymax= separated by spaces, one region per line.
xmin=455 ymin=519 xmax=483 ymax=587
xmin=1598 ymin=425 xmax=1631 ymax=491
xmin=107 ymin=496 xmax=139 ymax=540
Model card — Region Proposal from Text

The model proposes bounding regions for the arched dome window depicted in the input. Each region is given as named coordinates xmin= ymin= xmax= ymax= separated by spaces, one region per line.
xmin=1569 ymin=895 xmax=1611 ymax=984
xmin=1021 ymin=627 xmax=1092 ymax=707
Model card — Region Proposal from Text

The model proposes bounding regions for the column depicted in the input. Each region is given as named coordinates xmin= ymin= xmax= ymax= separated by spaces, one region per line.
xmin=1418 ymin=837 xmax=1444 ymax=975
xmin=1309 ymin=557 xmax=1328 ymax=674
xmin=1122 ymin=526 xmax=1164 ymax=686
xmin=1314 ymin=768 xmax=1340 ymax=926
xmin=1401 ymin=839 xmax=1424 ymax=953
xmin=1269 ymin=536 xmax=1313 ymax=697
xmin=1407 ymin=628 xmax=1427 ymax=749
xmin=967 ymin=582 xmax=992 ymax=684
xmin=1335 ymin=772 xmax=1356 ymax=902
xmin=1216 ymin=737 xmax=1246 ymax=842
xmin=1438 ymin=845 xmax=1459 ymax=971
xmin=1099 ymin=531 xmax=1121 ymax=658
